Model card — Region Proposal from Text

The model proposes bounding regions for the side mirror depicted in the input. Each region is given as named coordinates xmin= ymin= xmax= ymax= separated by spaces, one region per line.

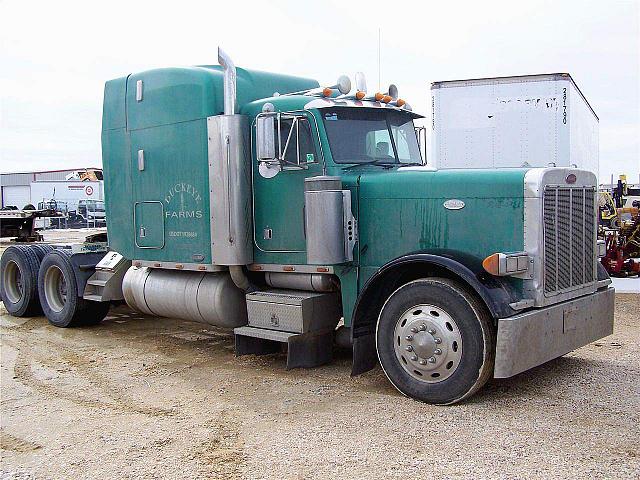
xmin=257 ymin=115 xmax=276 ymax=160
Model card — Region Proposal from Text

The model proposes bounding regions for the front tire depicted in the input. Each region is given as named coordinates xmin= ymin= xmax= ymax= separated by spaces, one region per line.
xmin=376 ymin=278 xmax=495 ymax=405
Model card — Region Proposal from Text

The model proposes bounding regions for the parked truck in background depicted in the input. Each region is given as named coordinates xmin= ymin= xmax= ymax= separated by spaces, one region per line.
xmin=0 ymin=49 xmax=615 ymax=404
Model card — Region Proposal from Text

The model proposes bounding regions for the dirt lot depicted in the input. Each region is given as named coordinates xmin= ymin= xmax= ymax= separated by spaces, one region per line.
xmin=0 ymin=292 xmax=638 ymax=479
xmin=1 ymin=230 xmax=639 ymax=479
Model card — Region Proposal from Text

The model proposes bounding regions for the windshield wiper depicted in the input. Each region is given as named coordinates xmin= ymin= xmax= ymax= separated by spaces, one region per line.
xmin=342 ymin=160 xmax=396 ymax=171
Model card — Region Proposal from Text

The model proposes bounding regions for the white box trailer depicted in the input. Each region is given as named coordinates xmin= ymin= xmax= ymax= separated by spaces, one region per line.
xmin=431 ymin=73 xmax=599 ymax=176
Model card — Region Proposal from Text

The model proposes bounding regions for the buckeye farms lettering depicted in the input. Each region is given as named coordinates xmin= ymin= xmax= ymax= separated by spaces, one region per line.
xmin=164 ymin=183 xmax=203 ymax=219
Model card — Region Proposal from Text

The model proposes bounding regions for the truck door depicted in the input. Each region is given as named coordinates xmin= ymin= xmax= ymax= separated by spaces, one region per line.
xmin=252 ymin=111 xmax=324 ymax=255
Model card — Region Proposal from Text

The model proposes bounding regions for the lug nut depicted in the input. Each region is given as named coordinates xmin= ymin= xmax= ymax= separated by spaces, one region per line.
xmin=434 ymin=338 xmax=442 ymax=344
xmin=419 ymin=324 xmax=427 ymax=331
xmin=419 ymin=359 xmax=427 ymax=365
xmin=411 ymin=355 xmax=418 ymax=361
xmin=428 ymin=329 xmax=436 ymax=335
xmin=410 ymin=327 xmax=418 ymax=333
xmin=434 ymin=348 xmax=442 ymax=355
xmin=405 ymin=345 xmax=413 ymax=352
xmin=428 ymin=356 xmax=436 ymax=363
xmin=405 ymin=335 xmax=413 ymax=341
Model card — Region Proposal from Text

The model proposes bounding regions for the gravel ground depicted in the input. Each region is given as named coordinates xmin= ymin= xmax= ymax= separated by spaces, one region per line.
xmin=1 ymin=294 xmax=638 ymax=479
xmin=1 ymin=230 xmax=639 ymax=478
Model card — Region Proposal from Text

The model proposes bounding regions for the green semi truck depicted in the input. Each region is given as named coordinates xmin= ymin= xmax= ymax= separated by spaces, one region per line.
xmin=0 ymin=49 xmax=615 ymax=404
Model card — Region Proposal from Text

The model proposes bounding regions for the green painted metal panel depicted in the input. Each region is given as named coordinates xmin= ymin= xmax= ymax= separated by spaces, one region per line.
xmin=134 ymin=202 xmax=165 ymax=248
xmin=103 ymin=66 xmax=318 ymax=265
xmin=129 ymin=119 xmax=210 ymax=263
xmin=102 ymin=77 xmax=127 ymax=131
xmin=101 ymin=128 xmax=133 ymax=259
xmin=103 ymin=66 xmax=530 ymax=326
xmin=126 ymin=67 xmax=318 ymax=131
xmin=357 ymin=169 xmax=526 ymax=268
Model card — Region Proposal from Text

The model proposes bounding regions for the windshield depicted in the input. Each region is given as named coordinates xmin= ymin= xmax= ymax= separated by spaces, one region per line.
xmin=81 ymin=200 xmax=105 ymax=212
xmin=321 ymin=107 xmax=422 ymax=165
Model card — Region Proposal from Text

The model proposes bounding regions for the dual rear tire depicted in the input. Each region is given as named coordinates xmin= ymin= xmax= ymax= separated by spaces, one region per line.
xmin=38 ymin=249 xmax=110 ymax=327
xmin=1 ymin=245 xmax=48 ymax=316
xmin=1 ymin=245 xmax=109 ymax=327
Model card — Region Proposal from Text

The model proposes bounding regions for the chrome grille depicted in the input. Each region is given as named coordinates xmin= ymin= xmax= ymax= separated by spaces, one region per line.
xmin=543 ymin=186 xmax=596 ymax=295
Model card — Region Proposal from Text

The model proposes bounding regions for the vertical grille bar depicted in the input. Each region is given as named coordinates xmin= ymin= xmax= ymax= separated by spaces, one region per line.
xmin=543 ymin=185 xmax=596 ymax=295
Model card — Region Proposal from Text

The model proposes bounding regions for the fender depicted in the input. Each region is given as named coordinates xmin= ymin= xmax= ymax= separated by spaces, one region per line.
xmin=350 ymin=250 xmax=522 ymax=376
xmin=68 ymin=252 xmax=106 ymax=296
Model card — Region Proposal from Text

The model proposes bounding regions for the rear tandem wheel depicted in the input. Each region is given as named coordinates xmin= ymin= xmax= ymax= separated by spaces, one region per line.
xmin=0 ymin=245 xmax=43 ymax=317
xmin=38 ymin=249 xmax=110 ymax=327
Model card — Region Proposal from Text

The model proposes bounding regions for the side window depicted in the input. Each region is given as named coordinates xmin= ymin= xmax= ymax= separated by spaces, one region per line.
xmin=276 ymin=115 xmax=318 ymax=169
xmin=393 ymin=129 xmax=411 ymax=161
xmin=365 ymin=129 xmax=394 ymax=160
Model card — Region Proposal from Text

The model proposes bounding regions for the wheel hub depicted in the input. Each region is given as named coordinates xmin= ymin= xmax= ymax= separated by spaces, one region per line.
xmin=44 ymin=265 xmax=67 ymax=313
xmin=3 ymin=260 xmax=23 ymax=304
xmin=393 ymin=304 xmax=463 ymax=383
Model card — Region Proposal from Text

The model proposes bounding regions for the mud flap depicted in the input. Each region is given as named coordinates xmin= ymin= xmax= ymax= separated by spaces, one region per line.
xmin=351 ymin=333 xmax=378 ymax=376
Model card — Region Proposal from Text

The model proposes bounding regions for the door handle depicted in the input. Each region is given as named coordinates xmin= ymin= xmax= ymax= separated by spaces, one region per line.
xmin=138 ymin=150 xmax=145 ymax=171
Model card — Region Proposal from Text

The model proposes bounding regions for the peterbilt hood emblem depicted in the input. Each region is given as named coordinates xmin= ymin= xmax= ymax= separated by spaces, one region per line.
xmin=443 ymin=199 xmax=465 ymax=210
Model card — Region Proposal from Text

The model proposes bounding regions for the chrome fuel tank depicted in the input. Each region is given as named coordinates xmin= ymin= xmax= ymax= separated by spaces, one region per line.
xmin=122 ymin=266 xmax=247 ymax=328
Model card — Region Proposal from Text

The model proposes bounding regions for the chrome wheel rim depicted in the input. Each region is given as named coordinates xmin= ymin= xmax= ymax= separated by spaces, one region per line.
xmin=3 ymin=260 xmax=23 ymax=304
xmin=44 ymin=265 xmax=67 ymax=313
xmin=393 ymin=304 xmax=463 ymax=383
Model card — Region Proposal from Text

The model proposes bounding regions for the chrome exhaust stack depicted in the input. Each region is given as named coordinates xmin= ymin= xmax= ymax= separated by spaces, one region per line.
xmin=217 ymin=47 xmax=237 ymax=115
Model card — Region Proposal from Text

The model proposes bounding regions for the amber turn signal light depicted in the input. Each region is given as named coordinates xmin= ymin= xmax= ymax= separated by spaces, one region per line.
xmin=482 ymin=253 xmax=501 ymax=276
xmin=483 ymin=252 xmax=530 ymax=276
xmin=355 ymin=91 xmax=366 ymax=100
xmin=322 ymin=87 xmax=333 ymax=97
xmin=374 ymin=92 xmax=384 ymax=101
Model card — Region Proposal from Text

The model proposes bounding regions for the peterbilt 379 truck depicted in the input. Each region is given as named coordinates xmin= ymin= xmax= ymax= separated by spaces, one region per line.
xmin=0 ymin=49 xmax=615 ymax=405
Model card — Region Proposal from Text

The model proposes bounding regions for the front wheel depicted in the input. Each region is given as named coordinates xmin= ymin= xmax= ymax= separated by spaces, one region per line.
xmin=376 ymin=278 xmax=495 ymax=405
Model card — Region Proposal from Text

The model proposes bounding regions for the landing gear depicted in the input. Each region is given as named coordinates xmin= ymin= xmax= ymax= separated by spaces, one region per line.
xmin=376 ymin=278 xmax=495 ymax=405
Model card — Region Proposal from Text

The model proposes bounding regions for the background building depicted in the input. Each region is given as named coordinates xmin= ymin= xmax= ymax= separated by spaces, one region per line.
xmin=0 ymin=167 xmax=103 ymax=209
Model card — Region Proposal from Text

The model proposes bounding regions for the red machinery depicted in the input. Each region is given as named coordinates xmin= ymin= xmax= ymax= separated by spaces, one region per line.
xmin=601 ymin=215 xmax=640 ymax=277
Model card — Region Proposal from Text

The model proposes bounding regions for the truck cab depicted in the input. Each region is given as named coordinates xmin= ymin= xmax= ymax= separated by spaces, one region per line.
xmin=1 ymin=49 xmax=614 ymax=405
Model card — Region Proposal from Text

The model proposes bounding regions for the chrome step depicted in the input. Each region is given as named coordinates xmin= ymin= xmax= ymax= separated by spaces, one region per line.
xmin=233 ymin=324 xmax=334 ymax=369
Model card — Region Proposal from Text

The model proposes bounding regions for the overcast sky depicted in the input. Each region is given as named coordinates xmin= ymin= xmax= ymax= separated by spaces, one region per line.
xmin=1 ymin=0 xmax=638 ymax=183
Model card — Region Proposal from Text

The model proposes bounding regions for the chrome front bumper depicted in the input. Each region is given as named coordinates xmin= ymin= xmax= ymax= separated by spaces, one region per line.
xmin=494 ymin=287 xmax=615 ymax=378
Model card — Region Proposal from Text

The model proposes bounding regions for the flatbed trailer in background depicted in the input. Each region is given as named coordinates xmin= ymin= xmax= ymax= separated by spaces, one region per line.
xmin=0 ymin=208 xmax=62 ymax=242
